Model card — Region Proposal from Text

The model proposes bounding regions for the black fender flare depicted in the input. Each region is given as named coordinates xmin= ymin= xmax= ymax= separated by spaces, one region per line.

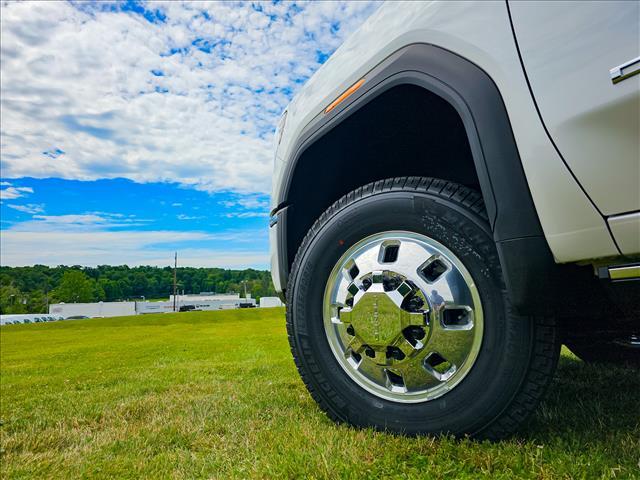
xmin=275 ymin=43 xmax=564 ymax=313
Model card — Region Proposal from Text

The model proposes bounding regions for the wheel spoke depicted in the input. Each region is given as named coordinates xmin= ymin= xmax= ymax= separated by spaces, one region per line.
xmin=396 ymin=337 xmax=420 ymax=357
xmin=348 ymin=247 xmax=382 ymax=277
xmin=370 ymin=348 xmax=388 ymax=365
xmin=347 ymin=335 xmax=364 ymax=353
xmin=393 ymin=355 xmax=440 ymax=390
xmin=428 ymin=309 xmax=476 ymax=370
xmin=391 ymin=240 xmax=432 ymax=276
xmin=405 ymin=310 xmax=427 ymax=326
xmin=339 ymin=306 xmax=353 ymax=324
xmin=330 ymin=303 xmax=344 ymax=324
xmin=356 ymin=357 xmax=390 ymax=385
xmin=386 ymin=279 xmax=414 ymax=308
xmin=423 ymin=351 xmax=457 ymax=382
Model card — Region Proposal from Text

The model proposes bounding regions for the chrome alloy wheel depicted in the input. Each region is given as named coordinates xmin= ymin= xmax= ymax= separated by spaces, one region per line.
xmin=323 ymin=231 xmax=484 ymax=403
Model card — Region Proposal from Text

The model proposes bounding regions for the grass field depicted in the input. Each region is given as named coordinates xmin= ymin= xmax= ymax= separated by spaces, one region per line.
xmin=1 ymin=308 xmax=638 ymax=479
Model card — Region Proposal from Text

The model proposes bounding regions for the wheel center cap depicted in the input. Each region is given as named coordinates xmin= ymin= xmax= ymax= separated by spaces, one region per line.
xmin=344 ymin=291 xmax=404 ymax=347
xmin=339 ymin=272 xmax=427 ymax=353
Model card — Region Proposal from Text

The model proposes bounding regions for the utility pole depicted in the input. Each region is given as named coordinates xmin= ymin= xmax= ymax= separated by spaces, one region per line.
xmin=173 ymin=251 xmax=177 ymax=312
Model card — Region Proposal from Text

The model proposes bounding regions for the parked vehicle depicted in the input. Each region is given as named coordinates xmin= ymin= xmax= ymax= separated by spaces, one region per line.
xmin=66 ymin=315 xmax=89 ymax=320
xmin=269 ymin=1 xmax=639 ymax=439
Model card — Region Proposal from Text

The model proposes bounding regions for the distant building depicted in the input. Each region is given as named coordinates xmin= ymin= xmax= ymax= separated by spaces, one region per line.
xmin=259 ymin=297 xmax=284 ymax=308
xmin=49 ymin=301 xmax=136 ymax=319
xmin=137 ymin=293 xmax=255 ymax=314
xmin=39 ymin=293 xmax=257 ymax=321
xmin=169 ymin=293 xmax=245 ymax=303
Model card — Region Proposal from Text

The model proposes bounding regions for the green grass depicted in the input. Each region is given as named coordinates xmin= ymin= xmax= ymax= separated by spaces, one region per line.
xmin=1 ymin=309 xmax=638 ymax=479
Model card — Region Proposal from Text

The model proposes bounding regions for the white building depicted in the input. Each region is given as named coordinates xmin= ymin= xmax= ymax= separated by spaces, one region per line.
xmin=137 ymin=294 xmax=256 ymax=314
xmin=40 ymin=294 xmax=257 ymax=320
xmin=49 ymin=301 xmax=136 ymax=319
xmin=259 ymin=297 xmax=284 ymax=308
xmin=169 ymin=292 xmax=245 ymax=303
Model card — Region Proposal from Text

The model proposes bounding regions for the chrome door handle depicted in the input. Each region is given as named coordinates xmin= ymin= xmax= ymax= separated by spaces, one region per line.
xmin=610 ymin=56 xmax=640 ymax=84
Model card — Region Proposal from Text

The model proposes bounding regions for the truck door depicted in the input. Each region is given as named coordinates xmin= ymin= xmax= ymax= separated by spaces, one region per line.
xmin=509 ymin=1 xmax=639 ymax=253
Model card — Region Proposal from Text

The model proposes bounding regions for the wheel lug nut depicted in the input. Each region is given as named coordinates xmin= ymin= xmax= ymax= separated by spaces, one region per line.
xmin=402 ymin=295 xmax=424 ymax=312
xmin=385 ymin=346 xmax=406 ymax=361
xmin=383 ymin=276 xmax=400 ymax=291
xmin=403 ymin=326 xmax=426 ymax=346
xmin=410 ymin=326 xmax=426 ymax=340
xmin=364 ymin=346 xmax=375 ymax=358
xmin=406 ymin=296 xmax=424 ymax=312
xmin=346 ymin=325 xmax=355 ymax=336
xmin=362 ymin=278 xmax=372 ymax=290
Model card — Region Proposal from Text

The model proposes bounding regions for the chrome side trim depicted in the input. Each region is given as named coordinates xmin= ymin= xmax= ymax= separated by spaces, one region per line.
xmin=609 ymin=265 xmax=640 ymax=281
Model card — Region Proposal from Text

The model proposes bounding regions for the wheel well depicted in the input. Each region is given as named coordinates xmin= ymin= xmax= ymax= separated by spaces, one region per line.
xmin=285 ymin=83 xmax=482 ymax=270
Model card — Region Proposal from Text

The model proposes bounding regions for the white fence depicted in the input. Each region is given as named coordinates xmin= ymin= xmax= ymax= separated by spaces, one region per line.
xmin=1 ymin=313 xmax=62 ymax=325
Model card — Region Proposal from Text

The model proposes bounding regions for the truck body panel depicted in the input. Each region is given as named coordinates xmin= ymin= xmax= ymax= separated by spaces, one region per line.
xmin=271 ymin=0 xmax=631 ymax=294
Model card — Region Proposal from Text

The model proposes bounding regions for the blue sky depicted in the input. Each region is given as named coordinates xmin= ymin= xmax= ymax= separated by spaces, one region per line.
xmin=0 ymin=1 xmax=380 ymax=268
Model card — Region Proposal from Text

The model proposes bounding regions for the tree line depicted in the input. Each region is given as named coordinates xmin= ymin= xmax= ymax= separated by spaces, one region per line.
xmin=0 ymin=265 xmax=277 ymax=314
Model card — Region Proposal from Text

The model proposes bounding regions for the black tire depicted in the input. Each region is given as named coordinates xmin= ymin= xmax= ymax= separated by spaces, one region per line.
xmin=566 ymin=337 xmax=640 ymax=367
xmin=286 ymin=177 xmax=560 ymax=439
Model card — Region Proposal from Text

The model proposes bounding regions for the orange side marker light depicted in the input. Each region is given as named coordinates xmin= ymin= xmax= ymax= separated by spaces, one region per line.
xmin=324 ymin=78 xmax=365 ymax=114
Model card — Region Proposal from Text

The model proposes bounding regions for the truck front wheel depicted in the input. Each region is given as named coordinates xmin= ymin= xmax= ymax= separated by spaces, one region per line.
xmin=286 ymin=177 xmax=560 ymax=439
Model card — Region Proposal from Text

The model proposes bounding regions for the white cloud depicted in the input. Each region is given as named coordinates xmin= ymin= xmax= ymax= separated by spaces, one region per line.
xmin=177 ymin=213 xmax=203 ymax=220
xmin=171 ymin=202 xmax=182 ymax=207
xmin=85 ymin=211 xmax=126 ymax=218
xmin=0 ymin=228 xmax=268 ymax=268
xmin=6 ymin=203 xmax=44 ymax=214
xmin=224 ymin=211 xmax=268 ymax=218
xmin=220 ymin=193 xmax=270 ymax=210
xmin=0 ymin=185 xmax=33 ymax=200
xmin=0 ymin=1 xmax=380 ymax=195
xmin=8 ymin=212 xmax=151 ymax=231
xmin=1 ymin=214 xmax=268 ymax=268
xmin=30 ymin=214 xmax=112 ymax=225
xmin=218 ymin=192 xmax=270 ymax=218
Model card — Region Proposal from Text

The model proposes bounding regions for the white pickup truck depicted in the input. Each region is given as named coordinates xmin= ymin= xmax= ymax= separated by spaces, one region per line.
xmin=269 ymin=1 xmax=639 ymax=438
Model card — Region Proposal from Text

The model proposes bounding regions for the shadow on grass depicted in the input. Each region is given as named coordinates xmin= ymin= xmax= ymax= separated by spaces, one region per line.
xmin=521 ymin=354 xmax=640 ymax=442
